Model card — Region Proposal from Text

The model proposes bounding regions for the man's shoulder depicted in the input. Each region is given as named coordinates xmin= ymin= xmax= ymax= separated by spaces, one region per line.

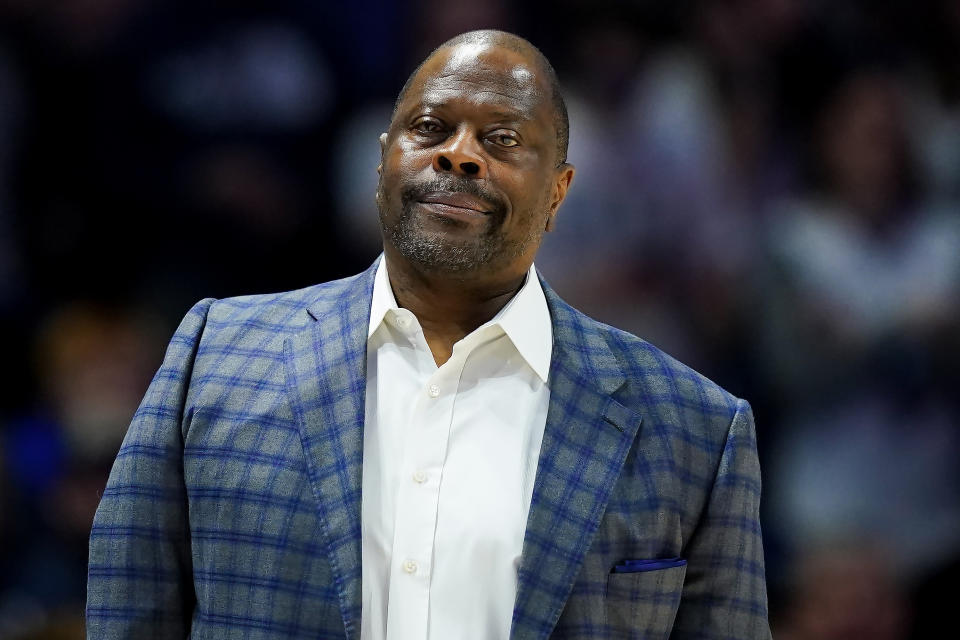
xmin=602 ymin=315 xmax=734 ymax=398
xmin=201 ymin=266 xmax=375 ymax=333
xmin=552 ymin=292 xmax=743 ymax=425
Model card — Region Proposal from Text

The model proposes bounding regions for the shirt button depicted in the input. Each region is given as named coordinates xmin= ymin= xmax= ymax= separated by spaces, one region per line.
xmin=428 ymin=384 xmax=440 ymax=398
xmin=396 ymin=315 xmax=410 ymax=328
xmin=412 ymin=470 xmax=427 ymax=483
xmin=403 ymin=559 xmax=418 ymax=574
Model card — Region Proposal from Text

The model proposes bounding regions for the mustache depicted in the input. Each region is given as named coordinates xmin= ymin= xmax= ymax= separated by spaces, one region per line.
xmin=400 ymin=176 xmax=507 ymax=218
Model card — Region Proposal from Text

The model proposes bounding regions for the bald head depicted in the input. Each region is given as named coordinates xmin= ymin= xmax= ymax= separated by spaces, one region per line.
xmin=393 ymin=30 xmax=569 ymax=164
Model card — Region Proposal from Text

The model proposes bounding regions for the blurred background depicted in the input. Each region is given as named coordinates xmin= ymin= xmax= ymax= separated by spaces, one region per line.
xmin=0 ymin=0 xmax=957 ymax=637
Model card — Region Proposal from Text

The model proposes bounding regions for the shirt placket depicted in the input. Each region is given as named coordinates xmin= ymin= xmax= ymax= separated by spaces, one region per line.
xmin=385 ymin=325 xmax=469 ymax=639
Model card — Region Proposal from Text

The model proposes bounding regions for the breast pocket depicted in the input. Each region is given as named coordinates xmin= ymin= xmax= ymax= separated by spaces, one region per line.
xmin=606 ymin=563 xmax=687 ymax=639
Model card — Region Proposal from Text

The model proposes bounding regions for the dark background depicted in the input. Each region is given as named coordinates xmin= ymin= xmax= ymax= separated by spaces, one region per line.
xmin=1 ymin=1 xmax=958 ymax=638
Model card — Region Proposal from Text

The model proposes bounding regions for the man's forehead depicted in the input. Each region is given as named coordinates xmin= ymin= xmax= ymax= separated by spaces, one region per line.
xmin=408 ymin=43 xmax=547 ymax=112
xmin=439 ymin=42 xmax=538 ymax=88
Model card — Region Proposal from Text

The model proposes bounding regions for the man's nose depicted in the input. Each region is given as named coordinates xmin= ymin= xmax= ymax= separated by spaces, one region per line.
xmin=432 ymin=129 xmax=487 ymax=178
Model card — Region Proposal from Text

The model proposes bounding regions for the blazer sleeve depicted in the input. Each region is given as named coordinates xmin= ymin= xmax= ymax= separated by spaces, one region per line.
xmin=671 ymin=398 xmax=772 ymax=639
xmin=86 ymin=298 xmax=215 ymax=639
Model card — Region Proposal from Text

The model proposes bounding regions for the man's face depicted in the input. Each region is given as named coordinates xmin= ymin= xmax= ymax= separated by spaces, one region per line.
xmin=377 ymin=42 xmax=573 ymax=277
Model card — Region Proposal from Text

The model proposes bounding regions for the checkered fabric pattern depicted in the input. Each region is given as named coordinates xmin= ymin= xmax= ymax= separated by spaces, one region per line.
xmin=87 ymin=258 xmax=770 ymax=639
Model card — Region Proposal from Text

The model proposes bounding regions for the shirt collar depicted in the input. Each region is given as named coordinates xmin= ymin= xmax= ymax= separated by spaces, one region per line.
xmin=368 ymin=256 xmax=400 ymax=339
xmin=368 ymin=256 xmax=553 ymax=382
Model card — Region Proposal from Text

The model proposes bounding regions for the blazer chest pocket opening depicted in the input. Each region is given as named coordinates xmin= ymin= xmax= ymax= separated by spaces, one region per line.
xmin=606 ymin=562 xmax=687 ymax=639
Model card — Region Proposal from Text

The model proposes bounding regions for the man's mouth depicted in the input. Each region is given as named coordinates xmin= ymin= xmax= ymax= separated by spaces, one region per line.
xmin=417 ymin=191 xmax=491 ymax=214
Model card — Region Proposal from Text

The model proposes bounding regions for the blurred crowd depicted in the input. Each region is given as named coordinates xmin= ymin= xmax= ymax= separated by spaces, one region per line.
xmin=1 ymin=1 xmax=958 ymax=638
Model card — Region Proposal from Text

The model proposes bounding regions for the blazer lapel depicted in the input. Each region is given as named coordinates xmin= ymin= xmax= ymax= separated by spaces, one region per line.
xmin=282 ymin=261 xmax=378 ymax=640
xmin=511 ymin=277 xmax=643 ymax=640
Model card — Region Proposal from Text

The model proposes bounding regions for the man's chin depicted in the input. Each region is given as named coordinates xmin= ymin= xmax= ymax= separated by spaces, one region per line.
xmin=389 ymin=234 xmax=495 ymax=274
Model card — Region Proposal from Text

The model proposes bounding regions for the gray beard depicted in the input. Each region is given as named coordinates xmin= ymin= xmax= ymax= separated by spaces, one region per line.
xmin=377 ymin=186 xmax=542 ymax=274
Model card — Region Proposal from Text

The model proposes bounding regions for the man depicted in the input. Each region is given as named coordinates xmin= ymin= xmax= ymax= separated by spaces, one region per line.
xmin=87 ymin=30 xmax=770 ymax=639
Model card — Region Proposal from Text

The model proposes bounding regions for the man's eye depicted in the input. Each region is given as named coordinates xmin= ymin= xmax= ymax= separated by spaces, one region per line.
xmin=490 ymin=133 xmax=519 ymax=147
xmin=413 ymin=119 xmax=442 ymax=134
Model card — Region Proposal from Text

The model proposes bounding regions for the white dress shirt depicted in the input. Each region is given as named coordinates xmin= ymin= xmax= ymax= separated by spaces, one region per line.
xmin=360 ymin=257 xmax=552 ymax=640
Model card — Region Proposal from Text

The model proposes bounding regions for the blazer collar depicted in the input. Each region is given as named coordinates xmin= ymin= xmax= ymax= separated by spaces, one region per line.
xmin=283 ymin=259 xmax=379 ymax=640
xmin=509 ymin=273 xmax=643 ymax=640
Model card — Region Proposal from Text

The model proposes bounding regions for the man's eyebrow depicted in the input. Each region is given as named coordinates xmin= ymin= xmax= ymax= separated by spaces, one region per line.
xmin=487 ymin=109 xmax=534 ymax=122
xmin=407 ymin=99 xmax=534 ymax=123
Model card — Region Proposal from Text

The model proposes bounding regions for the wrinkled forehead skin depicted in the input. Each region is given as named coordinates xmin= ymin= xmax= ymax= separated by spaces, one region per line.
xmin=399 ymin=41 xmax=554 ymax=129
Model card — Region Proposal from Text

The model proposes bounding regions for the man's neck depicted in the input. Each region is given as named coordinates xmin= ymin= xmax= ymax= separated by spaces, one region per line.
xmin=383 ymin=251 xmax=529 ymax=366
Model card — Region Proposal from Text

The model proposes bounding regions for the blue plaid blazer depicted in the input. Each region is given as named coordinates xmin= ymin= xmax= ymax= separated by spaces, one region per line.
xmin=87 ymin=259 xmax=770 ymax=639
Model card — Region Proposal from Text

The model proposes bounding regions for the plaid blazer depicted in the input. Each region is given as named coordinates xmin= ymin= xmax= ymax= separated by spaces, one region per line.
xmin=87 ymin=258 xmax=770 ymax=639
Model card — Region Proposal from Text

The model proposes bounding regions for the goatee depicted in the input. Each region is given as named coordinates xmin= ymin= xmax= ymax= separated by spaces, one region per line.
xmin=378 ymin=175 xmax=534 ymax=274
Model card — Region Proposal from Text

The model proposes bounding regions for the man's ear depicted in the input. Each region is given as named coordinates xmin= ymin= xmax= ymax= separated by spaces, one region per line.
xmin=545 ymin=163 xmax=575 ymax=232
xmin=377 ymin=132 xmax=388 ymax=174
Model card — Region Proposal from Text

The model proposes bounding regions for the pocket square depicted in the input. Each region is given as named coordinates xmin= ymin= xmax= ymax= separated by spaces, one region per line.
xmin=611 ymin=557 xmax=687 ymax=573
